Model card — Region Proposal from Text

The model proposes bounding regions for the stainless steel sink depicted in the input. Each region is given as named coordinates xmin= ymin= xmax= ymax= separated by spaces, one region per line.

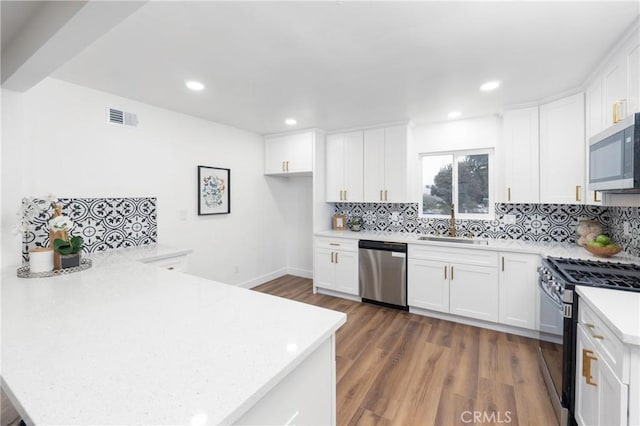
xmin=417 ymin=236 xmax=489 ymax=245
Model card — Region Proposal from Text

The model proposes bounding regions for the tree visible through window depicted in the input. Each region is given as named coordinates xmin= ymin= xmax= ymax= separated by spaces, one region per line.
xmin=422 ymin=150 xmax=492 ymax=217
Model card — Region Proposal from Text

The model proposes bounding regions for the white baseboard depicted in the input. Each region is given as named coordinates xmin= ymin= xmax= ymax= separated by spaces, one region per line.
xmin=237 ymin=268 xmax=288 ymax=289
xmin=408 ymin=306 xmax=562 ymax=343
xmin=236 ymin=266 xmax=313 ymax=289
xmin=286 ymin=267 xmax=312 ymax=279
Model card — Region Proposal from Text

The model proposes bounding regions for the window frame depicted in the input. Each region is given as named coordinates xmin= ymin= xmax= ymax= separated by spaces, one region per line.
xmin=419 ymin=148 xmax=495 ymax=220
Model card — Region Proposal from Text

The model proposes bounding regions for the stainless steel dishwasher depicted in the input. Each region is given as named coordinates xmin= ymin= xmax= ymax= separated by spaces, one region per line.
xmin=358 ymin=240 xmax=408 ymax=310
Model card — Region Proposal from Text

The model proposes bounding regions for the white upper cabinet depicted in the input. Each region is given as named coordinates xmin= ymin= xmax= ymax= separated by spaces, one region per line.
xmin=539 ymin=93 xmax=586 ymax=204
xmin=264 ymin=131 xmax=313 ymax=176
xmin=499 ymin=107 xmax=540 ymax=203
xmin=326 ymin=132 xmax=363 ymax=202
xmin=363 ymin=125 xmax=411 ymax=202
xmin=327 ymin=123 xmax=414 ymax=203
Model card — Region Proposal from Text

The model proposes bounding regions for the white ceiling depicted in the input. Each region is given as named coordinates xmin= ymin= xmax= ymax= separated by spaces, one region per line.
xmin=7 ymin=1 xmax=640 ymax=134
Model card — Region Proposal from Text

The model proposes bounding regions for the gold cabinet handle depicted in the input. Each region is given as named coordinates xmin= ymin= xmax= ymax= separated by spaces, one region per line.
xmin=335 ymin=252 xmax=339 ymax=264
xmin=451 ymin=266 xmax=454 ymax=280
xmin=339 ymin=190 xmax=343 ymax=201
xmin=507 ymin=187 xmax=511 ymax=202
xmin=380 ymin=190 xmax=383 ymax=201
xmin=282 ymin=161 xmax=285 ymax=172
xmin=384 ymin=190 xmax=388 ymax=201
xmin=585 ymin=323 xmax=604 ymax=339
xmin=576 ymin=185 xmax=581 ymax=202
xmin=344 ymin=190 xmax=347 ymax=201
xmin=501 ymin=256 xmax=505 ymax=272
xmin=329 ymin=243 xmax=340 ymax=246
xmin=594 ymin=191 xmax=600 ymax=203
xmin=286 ymin=161 xmax=289 ymax=172
xmin=444 ymin=265 xmax=447 ymax=280
xmin=582 ymin=349 xmax=598 ymax=386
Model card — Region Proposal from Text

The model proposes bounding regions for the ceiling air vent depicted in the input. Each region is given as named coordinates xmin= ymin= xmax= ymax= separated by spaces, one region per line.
xmin=108 ymin=107 xmax=138 ymax=127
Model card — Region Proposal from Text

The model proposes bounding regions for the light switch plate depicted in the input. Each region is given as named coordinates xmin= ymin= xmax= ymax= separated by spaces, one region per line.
xmin=503 ymin=214 xmax=516 ymax=225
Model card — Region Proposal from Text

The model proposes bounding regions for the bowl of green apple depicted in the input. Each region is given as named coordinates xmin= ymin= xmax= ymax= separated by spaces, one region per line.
xmin=583 ymin=234 xmax=623 ymax=258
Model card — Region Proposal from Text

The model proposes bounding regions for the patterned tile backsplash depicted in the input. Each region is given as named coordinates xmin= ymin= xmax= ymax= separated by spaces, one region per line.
xmin=23 ymin=197 xmax=157 ymax=262
xmin=334 ymin=202 xmax=640 ymax=257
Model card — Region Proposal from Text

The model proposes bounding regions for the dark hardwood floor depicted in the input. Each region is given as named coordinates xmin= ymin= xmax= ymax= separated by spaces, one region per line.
xmin=253 ymin=275 xmax=559 ymax=426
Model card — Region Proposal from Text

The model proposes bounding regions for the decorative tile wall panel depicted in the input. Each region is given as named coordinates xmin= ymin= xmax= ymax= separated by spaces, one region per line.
xmin=335 ymin=202 xmax=610 ymax=244
xmin=23 ymin=197 xmax=157 ymax=262
xmin=607 ymin=206 xmax=640 ymax=257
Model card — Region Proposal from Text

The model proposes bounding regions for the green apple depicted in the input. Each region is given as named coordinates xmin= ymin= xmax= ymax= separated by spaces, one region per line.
xmin=590 ymin=241 xmax=605 ymax=248
xmin=595 ymin=234 xmax=611 ymax=245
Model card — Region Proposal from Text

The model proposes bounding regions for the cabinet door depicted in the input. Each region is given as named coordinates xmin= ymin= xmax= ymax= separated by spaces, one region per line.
xmin=314 ymin=248 xmax=335 ymax=290
xmin=287 ymin=132 xmax=313 ymax=173
xmin=501 ymin=107 xmax=540 ymax=203
xmin=407 ymin=258 xmax=449 ymax=313
xmin=449 ymin=263 xmax=499 ymax=322
xmin=334 ymin=250 xmax=358 ymax=295
xmin=585 ymin=79 xmax=604 ymax=206
xmin=603 ymin=56 xmax=627 ymax=128
xmin=383 ymin=125 xmax=408 ymax=202
xmin=265 ymin=136 xmax=290 ymax=174
xmin=343 ymin=131 xmax=363 ymax=202
xmin=628 ymin=41 xmax=640 ymax=116
xmin=575 ymin=324 xmax=600 ymax=426
xmin=326 ymin=134 xmax=345 ymax=202
xmin=539 ymin=93 xmax=586 ymax=204
xmin=598 ymin=349 xmax=629 ymax=426
xmin=363 ymin=128 xmax=385 ymax=202
xmin=498 ymin=253 xmax=538 ymax=330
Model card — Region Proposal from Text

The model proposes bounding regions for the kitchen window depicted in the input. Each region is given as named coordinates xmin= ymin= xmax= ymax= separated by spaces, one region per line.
xmin=420 ymin=149 xmax=494 ymax=219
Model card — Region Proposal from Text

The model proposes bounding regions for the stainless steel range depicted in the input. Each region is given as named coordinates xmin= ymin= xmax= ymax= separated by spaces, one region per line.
xmin=538 ymin=257 xmax=640 ymax=426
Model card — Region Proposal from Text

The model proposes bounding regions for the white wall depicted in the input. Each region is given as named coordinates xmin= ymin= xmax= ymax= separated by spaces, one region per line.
xmin=412 ymin=116 xmax=499 ymax=154
xmin=1 ymin=78 xmax=290 ymax=286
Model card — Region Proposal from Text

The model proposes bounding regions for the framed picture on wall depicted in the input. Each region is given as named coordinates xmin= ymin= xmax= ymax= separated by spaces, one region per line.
xmin=332 ymin=214 xmax=347 ymax=230
xmin=198 ymin=166 xmax=231 ymax=215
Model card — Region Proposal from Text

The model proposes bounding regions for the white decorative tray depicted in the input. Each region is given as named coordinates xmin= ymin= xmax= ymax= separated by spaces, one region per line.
xmin=17 ymin=258 xmax=92 ymax=278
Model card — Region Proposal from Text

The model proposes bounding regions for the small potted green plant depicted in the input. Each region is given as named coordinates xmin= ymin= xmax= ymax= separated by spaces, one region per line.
xmin=49 ymin=214 xmax=83 ymax=269
xmin=53 ymin=236 xmax=83 ymax=268
xmin=349 ymin=216 xmax=362 ymax=232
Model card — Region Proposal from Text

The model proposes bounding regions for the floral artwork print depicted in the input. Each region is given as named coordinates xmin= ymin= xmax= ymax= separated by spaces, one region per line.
xmin=198 ymin=166 xmax=231 ymax=215
xmin=202 ymin=175 xmax=226 ymax=208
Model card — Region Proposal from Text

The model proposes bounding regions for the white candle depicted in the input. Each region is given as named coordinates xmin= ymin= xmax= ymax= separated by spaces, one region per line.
xmin=29 ymin=247 xmax=54 ymax=273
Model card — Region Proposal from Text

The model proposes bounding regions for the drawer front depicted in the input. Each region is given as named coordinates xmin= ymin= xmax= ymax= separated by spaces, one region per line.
xmin=143 ymin=255 xmax=188 ymax=272
xmin=579 ymin=300 xmax=628 ymax=381
xmin=408 ymin=244 xmax=498 ymax=267
xmin=314 ymin=237 xmax=358 ymax=252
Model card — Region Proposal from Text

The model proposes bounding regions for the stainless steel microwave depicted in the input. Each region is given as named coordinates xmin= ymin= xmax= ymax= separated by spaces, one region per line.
xmin=589 ymin=112 xmax=640 ymax=191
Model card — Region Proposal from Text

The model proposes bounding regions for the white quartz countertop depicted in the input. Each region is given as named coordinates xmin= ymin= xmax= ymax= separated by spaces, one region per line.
xmin=315 ymin=230 xmax=640 ymax=264
xmin=1 ymin=246 xmax=346 ymax=425
xmin=576 ymin=286 xmax=640 ymax=346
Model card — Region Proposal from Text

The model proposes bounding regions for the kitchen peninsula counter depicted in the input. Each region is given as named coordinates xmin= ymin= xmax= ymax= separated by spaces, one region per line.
xmin=1 ymin=246 xmax=346 ymax=425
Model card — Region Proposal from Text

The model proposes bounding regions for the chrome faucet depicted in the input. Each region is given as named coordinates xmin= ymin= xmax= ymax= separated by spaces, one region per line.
xmin=449 ymin=204 xmax=456 ymax=237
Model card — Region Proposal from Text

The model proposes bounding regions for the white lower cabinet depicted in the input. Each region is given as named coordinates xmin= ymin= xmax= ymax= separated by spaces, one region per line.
xmin=408 ymin=245 xmax=499 ymax=322
xmin=235 ymin=336 xmax=336 ymax=425
xmin=449 ymin=262 xmax=499 ymax=322
xmin=314 ymin=238 xmax=358 ymax=296
xmin=575 ymin=318 xmax=629 ymax=425
xmin=498 ymin=252 xmax=539 ymax=330
xmin=407 ymin=258 xmax=450 ymax=313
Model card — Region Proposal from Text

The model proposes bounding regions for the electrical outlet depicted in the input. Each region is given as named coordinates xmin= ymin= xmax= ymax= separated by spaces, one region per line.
xmin=624 ymin=221 xmax=630 ymax=236
xmin=391 ymin=212 xmax=399 ymax=221
xmin=503 ymin=214 xmax=516 ymax=225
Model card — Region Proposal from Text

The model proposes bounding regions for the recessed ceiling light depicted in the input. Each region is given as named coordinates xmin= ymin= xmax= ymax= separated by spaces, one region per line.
xmin=285 ymin=118 xmax=297 ymax=126
xmin=480 ymin=80 xmax=501 ymax=91
xmin=185 ymin=80 xmax=204 ymax=91
xmin=448 ymin=111 xmax=461 ymax=119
